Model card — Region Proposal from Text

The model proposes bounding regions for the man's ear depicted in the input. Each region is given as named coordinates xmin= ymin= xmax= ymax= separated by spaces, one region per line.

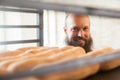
xmin=64 ymin=27 xmax=67 ymax=33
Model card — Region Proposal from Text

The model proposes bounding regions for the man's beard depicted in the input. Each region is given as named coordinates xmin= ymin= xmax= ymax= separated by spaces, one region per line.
xmin=65 ymin=36 xmax=93 ymax=53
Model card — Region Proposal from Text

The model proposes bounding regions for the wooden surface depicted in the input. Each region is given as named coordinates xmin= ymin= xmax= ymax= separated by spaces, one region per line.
xmin=85 ymin=67 xmax=120 ymax=80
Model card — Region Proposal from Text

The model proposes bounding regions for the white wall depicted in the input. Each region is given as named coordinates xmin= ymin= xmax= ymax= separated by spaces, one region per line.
xmin=43 ymin=10 xmax=66 ymax=47
xmin=90 ymin=16 xmax=120 ymax=50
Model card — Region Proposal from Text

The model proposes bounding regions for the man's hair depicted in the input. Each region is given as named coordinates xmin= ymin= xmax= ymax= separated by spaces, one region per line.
xmin=64 ymin=13 xmax=90 ymax=28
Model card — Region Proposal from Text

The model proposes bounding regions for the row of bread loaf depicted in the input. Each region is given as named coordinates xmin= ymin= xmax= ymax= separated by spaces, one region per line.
xmin=0 ymin=46 xmax=120 ymax=80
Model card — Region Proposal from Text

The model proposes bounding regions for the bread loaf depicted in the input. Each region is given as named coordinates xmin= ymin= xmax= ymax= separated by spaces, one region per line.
xmin=100 ymin=49 xmax=120 ymax=71
xmin=0 ymin=50 xmax=23 ymax=58
xmin=17 ymin=46 xmax=48 ymax=52
xmin=16 ymin=77 xmax=40 ymax=80
xmin=0 ymin=47 xmax=56 ymax=69
xmin=86 ymin=47 xmax=120 ymax=71
xmin=0 ymin=46 xmax=48 ymax=58
xmin=0 ymin=50 xmax=25 ymax=62
xmin=0 ymin=68 xmax=10 ymax=76
xmin=0 ymin=47 xmax=50 ymax=62
xmin=39 ymin=63 xmax=99 ymax=80
xmin=7 ymin=46 xmax=85 ymax=72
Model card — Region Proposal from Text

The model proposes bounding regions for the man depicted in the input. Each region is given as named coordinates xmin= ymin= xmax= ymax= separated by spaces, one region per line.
xmin=64 ymin=14 xmax=93 ymax=53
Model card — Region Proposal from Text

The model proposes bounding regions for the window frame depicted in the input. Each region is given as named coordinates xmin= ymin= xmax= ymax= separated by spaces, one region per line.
xmin=0 ymin=8 xmax=43 ymax=47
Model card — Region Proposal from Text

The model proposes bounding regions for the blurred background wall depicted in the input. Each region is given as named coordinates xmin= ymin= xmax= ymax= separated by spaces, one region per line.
xmin=0 ymin=10 xmax=120 ymax=50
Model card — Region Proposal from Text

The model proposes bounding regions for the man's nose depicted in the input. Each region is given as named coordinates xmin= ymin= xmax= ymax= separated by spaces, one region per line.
xmin=78 ymin=30 xmax=84 ymax=37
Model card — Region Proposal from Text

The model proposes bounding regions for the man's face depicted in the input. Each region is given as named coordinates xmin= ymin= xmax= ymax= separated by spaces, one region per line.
xmin=65 ymin=14 xmax=91 ymax=47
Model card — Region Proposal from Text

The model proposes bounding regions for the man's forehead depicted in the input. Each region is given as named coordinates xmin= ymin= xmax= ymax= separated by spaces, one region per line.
xmin=66 ymin=14 xmax=90 ymax=27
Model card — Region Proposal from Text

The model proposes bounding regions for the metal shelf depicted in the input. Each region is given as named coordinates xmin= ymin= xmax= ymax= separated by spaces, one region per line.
xmin=0 ymin=39 xmax=39 ymax=45
xmin=0 ymin=0 xmax=120 ymax=18
xmin=0 ymin=25 xmax=39 ymax=28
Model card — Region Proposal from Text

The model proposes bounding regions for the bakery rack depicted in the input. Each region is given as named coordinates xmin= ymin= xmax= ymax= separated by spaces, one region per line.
xmin=0 ymin=0 xmax=120 ymax=18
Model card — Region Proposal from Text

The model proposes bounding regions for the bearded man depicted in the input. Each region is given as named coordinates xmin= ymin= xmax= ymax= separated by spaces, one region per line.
xmin=64 ymin=14 xmax=93 ymax=53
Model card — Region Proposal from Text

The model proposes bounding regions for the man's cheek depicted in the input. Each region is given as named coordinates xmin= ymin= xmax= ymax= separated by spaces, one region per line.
xmin=68 ymin=33 xmax=74 ymax=40
xmin=84 ymin=34 xmax=89 ymax=40
xmin=86 ymin=33 xmax=90 ymax=38
xmin=71 ymin=32 xmax=78 ymax=38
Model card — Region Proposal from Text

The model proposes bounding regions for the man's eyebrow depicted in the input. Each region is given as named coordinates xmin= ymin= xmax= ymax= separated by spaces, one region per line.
xmin=72 ymin=26 xmax=79 ymax=28
xmin=71 ymin=26 xmax=79 ymax=30
xmin=84 ymin=25 xmax=89 ymax=27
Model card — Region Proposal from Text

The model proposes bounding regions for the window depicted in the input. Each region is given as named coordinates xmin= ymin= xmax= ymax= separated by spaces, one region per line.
xmin=0 ymin=8 xmax=43 ymax=51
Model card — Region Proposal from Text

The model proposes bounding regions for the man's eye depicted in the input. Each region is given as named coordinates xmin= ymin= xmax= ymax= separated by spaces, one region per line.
xmin=83 ymin=27 xmax=88 ymax=31
xmin=72 ymin=27 xmax=79 ymax=31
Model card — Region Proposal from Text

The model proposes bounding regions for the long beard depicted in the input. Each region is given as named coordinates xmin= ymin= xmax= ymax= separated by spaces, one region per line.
xmin=65 ymin=36 xmax=93 ymax=53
